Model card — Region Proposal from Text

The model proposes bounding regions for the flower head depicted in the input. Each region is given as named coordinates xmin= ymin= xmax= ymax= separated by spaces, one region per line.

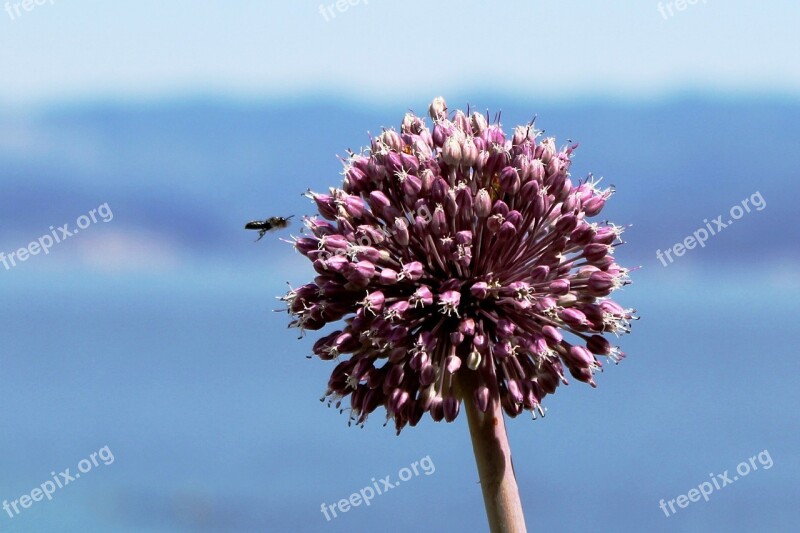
xmin=282 ymin=97 xmax=636 ymax=434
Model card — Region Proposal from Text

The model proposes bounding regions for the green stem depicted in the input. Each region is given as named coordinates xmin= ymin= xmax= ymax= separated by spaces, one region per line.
xmin=458 ymin=372 xmax=527 ymax=532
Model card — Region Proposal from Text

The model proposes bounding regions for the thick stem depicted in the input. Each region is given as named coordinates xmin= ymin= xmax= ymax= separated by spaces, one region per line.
xmin=458 ymin=372 xmax=527 ymax=533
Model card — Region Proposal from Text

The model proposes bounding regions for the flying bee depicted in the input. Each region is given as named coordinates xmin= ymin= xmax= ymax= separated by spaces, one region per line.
xmin=245 ymin=215 xmax=294 ymax=241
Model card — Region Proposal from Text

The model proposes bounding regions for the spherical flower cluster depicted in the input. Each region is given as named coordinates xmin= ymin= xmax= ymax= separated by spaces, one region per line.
xmin=281 ymin=97 xmax=636 ymax=434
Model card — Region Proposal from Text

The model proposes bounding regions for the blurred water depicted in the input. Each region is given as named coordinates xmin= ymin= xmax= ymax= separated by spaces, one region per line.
xmin=1 ymin=265 xmax=797 ymax=532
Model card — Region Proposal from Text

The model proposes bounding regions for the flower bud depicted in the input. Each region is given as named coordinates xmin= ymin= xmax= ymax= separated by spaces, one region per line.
xmin=497 ymin=220 xmax=517 ymax=242
xmin=394 ymin=217 xmax=410 ymax=246
xmin=475 ymin=189 xmax=492 ymax=218
xmin=401 ymin=287 xmax=430 ymax=309
xmin=379 ymin=268 xmax=398 ymax=285
xmin=420 ymin=363 xmax=436 ymax=386
xmin=438 ymin=290 xmax=461 ymax=316
xmin=497 ymin=319 xmax=516 ymax=338
xmin=567 ymin=345 xmax=594 ymax=368
xmin=508 ymin=379 xmax=523 ymax=404
xmin=556 ymin=214 xmax=578 ymax=233
xmin=453 ymin=110 xmax=470 ymax=132
xmin=461 ymin=136 xmax=479 ymax=166
xmin=537 ymin=137 xmax=556 ymax=163
xmin=459 ymin=317 xmax=476 ymax=336
xmin=431 ymin=205 xmax=447 ymax=236
xmin=446 ymin=354 xmax=462 ymax=373
xmin=586 ymin=335 xmax=611 ymax=355
xmin=467 ymin=350 xmax=482 ymax=370
xmin=486 ymin=214 xmax=504 ymax=233
xmin=471 ymin=112 xmax=488 ymax=135
xmin=542 ymin=325 xmax=562 ymax=346
xmin=442 ymin=135 xmax=463 ymax=166
xmin=505 ymin=210 xmax=523 ymax=228
xmin=428 ymin=96 xmax=448 ymax=121
xmin=402 ymin=173 xmax=422 ymax=199
xmin=592 ymin=226 xmax=618 ymax=245
xmin=570 ymin=223 xmax=595 ymax=246
xmin=559 ymin=308 xmax=587 ymax=329
xmin=382 ymin=129 xmax=402 ymax=152
xmin=494 ymin=341 xmax=511 ymax=359
xmin=583 ymin=243 xmax=610 ymax=262
xmin=432 ymin=122 xmax=450 ymax=147
xmin=530 ymin=265 xmax=550 ymax=282
xmin=345 ymin=260 xmax=376 ymax=284
xmin=400 ymin=261 xmax=424 ymax=281
xmin=312 ymin=192 xmax=337 ymax=220
xmin=368 ymin=190 xmax=391 ymax=211
xmin=583 ymin=196 xmax=606 ymax=217
xmin=443 ymin=395 xmax=460 ymax=422
xmin=588 ymin=271 xmax=615 ymax=296
xmin=549 ymin=278 xmax=570 ymax=296
xmin=361 ymin=290 xmax=385 ymax=315
xmin=569 ymin=365 xmax=596 ymax=386
xmin=470 ymin=281 xmax=490 ymax=299
xmin=499 ymin=166 xmax=521 ymax=195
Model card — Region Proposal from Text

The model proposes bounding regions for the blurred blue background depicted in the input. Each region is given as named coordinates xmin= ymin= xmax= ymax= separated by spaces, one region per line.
xmin=1 ymin=1 xmax=798 ymax=532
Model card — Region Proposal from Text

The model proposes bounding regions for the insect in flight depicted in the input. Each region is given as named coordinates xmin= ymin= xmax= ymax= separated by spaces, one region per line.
xmin=245 ymin=215 xmax=294 ymax=241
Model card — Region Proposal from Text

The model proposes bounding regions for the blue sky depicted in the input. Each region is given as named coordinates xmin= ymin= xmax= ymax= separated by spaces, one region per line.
xmin=1 ymin=0 xmax=799 ymax=107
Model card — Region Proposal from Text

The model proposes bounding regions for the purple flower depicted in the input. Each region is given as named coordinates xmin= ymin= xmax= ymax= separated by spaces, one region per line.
xmin=281 ymin=97 xmax=636 ymax=433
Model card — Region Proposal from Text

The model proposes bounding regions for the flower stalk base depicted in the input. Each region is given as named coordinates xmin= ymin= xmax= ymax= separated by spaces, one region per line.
xmin=459 ymin=372 xmax=527 ymax=533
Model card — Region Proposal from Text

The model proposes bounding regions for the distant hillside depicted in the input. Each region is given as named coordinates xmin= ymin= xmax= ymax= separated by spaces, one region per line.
xmin=1 ymin=96 xmax=796 ymax=268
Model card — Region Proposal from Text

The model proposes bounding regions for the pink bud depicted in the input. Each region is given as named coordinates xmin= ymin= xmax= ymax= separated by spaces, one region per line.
xmin=446 ymin=354 xmax=462 ymax=373
xmin=442 ymin=135 xmax=463 ymax=166
xmin=459 ymin=317 xmax=476 ymax=336
xmin=409 ymin=285 xmax=433 ymax=307
xmin=583 ymin=196 xmax=606 ymax=217
xmin=345 ymin=260 xmax=375 ymax=284
xmin=379 ymin=268 xmax=398 ymax=285
xmin=542 ymin=325 xmax=562 ymax=346
xmin=498 ymin=166 xmax=521 ymax=195
xmin=443 ymin=395 xmax=460 ymax=422
xmin=428 ymin=96 xmax=447 ymax=121
xmin=559 ymin=308 xmax=587 ymax=328
xmin=470 ymin=281 xmax=489 ymax=299
xmin=583 ymin=243 xmax=609 ymax=262
xmin=462 ymin=136 xmax=479 ymax=166
xmin=549 ymin=278 xmax=570 ymax=296
xmin=588 ymin=271 xmax=615 ymax=296
xmin=475 ymin=189 xmax=492 ymax=218
xmin=586 ymin=335 xmax=611 ymax=355
xmin=567 ymin=345 xmax=594 ymax=368
xmin=362 ymin=291 xmax=385 ymax=314
xmin=393 ymin=218 xmax=409 ymax=246
xmin=431 ymin=206 xmax=447 ymax=236
xmin=401 ymin=261 xmax=424 ymax=281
